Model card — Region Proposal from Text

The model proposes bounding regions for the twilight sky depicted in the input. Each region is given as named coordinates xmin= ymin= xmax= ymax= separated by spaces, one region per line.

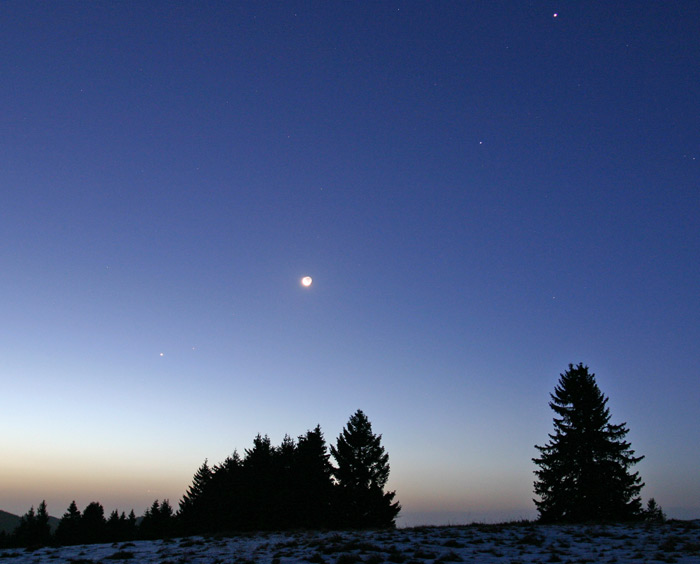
xmin=1 ymin=2 xmax=699 ymax=525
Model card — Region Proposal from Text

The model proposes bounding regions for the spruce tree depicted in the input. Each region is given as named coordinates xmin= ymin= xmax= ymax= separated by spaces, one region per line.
xmin=12 ymin=502 xmax=50 ymax=546
xmin=140 ymin=499 xmax=174 ymax=539
xmin=126 ymin=510 xmax=137 ymax=539
xmin=644 ymin=498 xmax=666 ymax=522
xmin=178 ymin=459 xmax=213 ymax=533
xmin=105 ymin=510 xmax=121 ymax=542
xmin=294 ymin=425 xmax=334 ymax=528
xmin=158 ymin=499 xmax=174 ymax=537
xmin=13 ymin=506 xmax=36 ymax=547
xmin=35 ymin=501 xmax=51 ymax=546
xmin=80 ymin=502 xmax=106 ymax=544
xmin=533 ymin=363 xmax=645 ymax=522
xmin=274 ymin=434 xmax=297 ymax=529
xmin=139 ymin=500 xmax=160 ymax=539
xmin=180 ymin=459 xmax=212 ymax=511
xmin=330 ymin=409 xmax=401 ymax=528
xmin=243 ymin=434 xmax=276 ymax=529
xmin=207 ymin=451 xmax=245 ymax=531
xmin=56 ymin=501 xmax=81 ymax=546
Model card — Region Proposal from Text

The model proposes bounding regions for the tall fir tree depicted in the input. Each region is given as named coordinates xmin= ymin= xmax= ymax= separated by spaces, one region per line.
xmin=294 ymin=425 xmax=334 ymax=528
xmin=35 ymin=501 xmax=51 ymax=546
xmin=207 ymin=451 xmax=245 ymax=530
xmin=139 ymin=500 xmax=161 ymax=539
xmin=81 ymin=502 xmax=106 ymax=544
xmin=178 ymin=459 xmax=213 ymax=533
xmin=13 ymin=505 xmax=37 ymax=547
xmin=140 ymin=499 xmax=174 ymax=539
xmin=180 ymin=459 xmax=213 ymax=511
xmin=105 ymin=510 xmax=121 ymax=542
xmin=127 ymin=510 xmax=137 ymax=538
xmin=273 ymin=434 xmax=297 ymax=529
xmin=12 ymin=501 xmax=52 ymax=547
xmin=243 ymin=434 xmax=276 ymax=529
xmin=330 ymin=409 xmax=401 ymax=528
xmin=533 ymin=363 xmax=645 ymax=522
xmin=56 ymin=500 xmax=81 ymax=546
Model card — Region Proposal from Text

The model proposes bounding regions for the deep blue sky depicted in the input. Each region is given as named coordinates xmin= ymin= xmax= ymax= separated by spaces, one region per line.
xmin=2 ymin=2 xmax=698 ymax=524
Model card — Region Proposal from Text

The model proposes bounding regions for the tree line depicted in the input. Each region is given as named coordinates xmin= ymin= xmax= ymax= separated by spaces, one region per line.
xmin=178 ymin=409 xmax=399 ymax=533
xmin=1 ymin=409 xmax=400 ymax=548
xmin=3 ymin=364 xmax=669 ymax=549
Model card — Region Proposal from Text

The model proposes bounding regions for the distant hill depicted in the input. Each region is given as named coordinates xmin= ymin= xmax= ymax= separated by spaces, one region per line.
xmin=0 ymin=510 xmax=20 ymax=534
xmin=0 ymin=510 xmax=60 ymax=534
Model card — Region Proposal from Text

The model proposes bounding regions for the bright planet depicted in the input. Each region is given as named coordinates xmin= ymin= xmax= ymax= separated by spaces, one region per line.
xmin=301 ymin=276 xmax=313 ymax=287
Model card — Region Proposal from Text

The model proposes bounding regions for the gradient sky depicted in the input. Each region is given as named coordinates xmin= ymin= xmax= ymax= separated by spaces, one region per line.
xmin=2 ymin=2 xmax=699 ymax=526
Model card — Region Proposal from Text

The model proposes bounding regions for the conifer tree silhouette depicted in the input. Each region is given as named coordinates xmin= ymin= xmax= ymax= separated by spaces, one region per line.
xmin=105 ymin=510 xmax=123 ymax=542
xmin=294 ymin=425 xmax=334 ymax=528
xmin=56 ymin=501 xmax=81 ymax=546
xmin=178 ymin=459 xmax=213 ymax=533
xmin=140 ymin=500 xmax=175 ymax=539
xmin=35 ymin=501 xmax=51 ymax=546
xmin=80 ymin=502 xmax=106 ymax=544
xmin=243 ymin=434 xmax=276 ymax=529
xmin=644 ymin=498 xmax=666 ymax=522
xmin=331 ymin=410 xmax=401 ymax=528
xmin=180 ymin=459 xmax=212 ymax=509
xmin=177 ymin=417 xmax=399 ymax=532
xmin=533 ymin=363 xmax=645 ymax=522
xmin=127 ymin=510 xmax=137 ymax=538
xmin=12 ymin=502 xmax=51 ymax=547
xmin=274 ymin=434 xmax=297 ymax=529
xmin=13 ymin=505 xmax=38 ymax=547
xmin=207 ymin=451 xmax=245 ymax=530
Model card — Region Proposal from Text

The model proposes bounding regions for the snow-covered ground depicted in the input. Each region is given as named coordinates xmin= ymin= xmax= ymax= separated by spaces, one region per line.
xmin=2 ymin=521 xmax=699 ymax=563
